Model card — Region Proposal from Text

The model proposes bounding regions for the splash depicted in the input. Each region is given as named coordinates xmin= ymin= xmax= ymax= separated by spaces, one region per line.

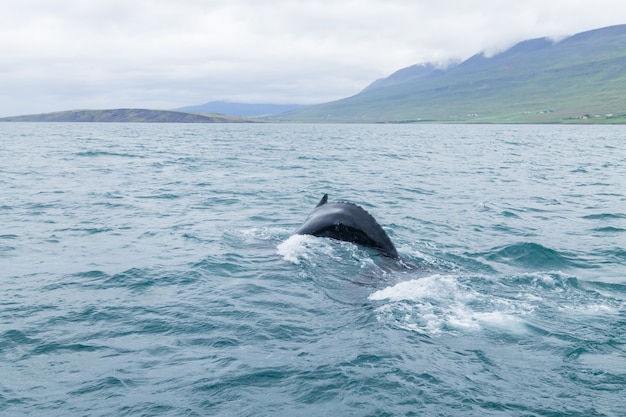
xmin=370 ymin=274 xmax=529 ymax=335
xmin=277 ymin=234 xmax=338 ymax=265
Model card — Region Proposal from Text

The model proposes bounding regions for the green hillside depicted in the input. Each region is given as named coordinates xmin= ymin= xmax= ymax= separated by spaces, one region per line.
xmin=278 ymin=25 xmax=626 ymax=123
xmin=0 ymin=109 xmax=258 ymax=123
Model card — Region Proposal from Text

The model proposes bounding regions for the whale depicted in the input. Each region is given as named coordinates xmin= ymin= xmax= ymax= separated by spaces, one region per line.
xmin=294 ymin=194 xmax=399 ymax=258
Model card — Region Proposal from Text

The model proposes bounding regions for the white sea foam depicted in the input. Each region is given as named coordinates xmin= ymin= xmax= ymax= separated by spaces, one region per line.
xmin=401 ymin=245 xmax=459 ymax=270
xmin=276 ymin=234 xmax=338 ymax=265
xmin=559 ymin=303 xmax=619 ymax=316
xmin=370 ymin=274 xmax=529 ymax=335
xmin=369 ymin=274 xmax=472 ymax=302
xmin=277 ymin=234 xmax=311 ymax=264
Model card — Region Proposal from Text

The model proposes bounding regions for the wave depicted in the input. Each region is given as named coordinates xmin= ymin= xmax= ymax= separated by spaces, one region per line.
xmin=591 ymin=226 xmax=625 ymax=233
xmin=582 ymin=213 xmax=626 ymax=220
xmin=136 ymin=193 xmax=181 ymax=200
xmin=482 ymin=242 xmax=587 ymax=270
xmin=75 ymin=150 xmax=144 ymax=158
xmin=55 ymin=267 xmax=198 ymax=293
xmin=54 ymin=227 xmax=114 ymax=235
xmin=0 ymin=234 xmax=19 ymax=239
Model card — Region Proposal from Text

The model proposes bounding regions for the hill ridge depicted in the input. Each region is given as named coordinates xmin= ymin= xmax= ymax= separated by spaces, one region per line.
xmin=0 ymin=108 xmax=259 ymax=123
xmin=278 ymin=24 xmax=626 ymax=123
xmin=176 ymin=101 xmax=306 ymax=117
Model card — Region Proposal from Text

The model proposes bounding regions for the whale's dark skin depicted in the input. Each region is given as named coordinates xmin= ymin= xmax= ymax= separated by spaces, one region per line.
xmin=294 ymin=194 xmax=399 ymax=258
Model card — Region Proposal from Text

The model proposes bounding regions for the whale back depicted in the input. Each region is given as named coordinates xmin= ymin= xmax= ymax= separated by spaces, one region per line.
xmin=295 ymin=194 xmax=398 ymax=258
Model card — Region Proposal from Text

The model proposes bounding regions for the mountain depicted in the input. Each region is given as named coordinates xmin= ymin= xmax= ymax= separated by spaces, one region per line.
xmin=176 ymin=101 xmax=306 ymax=117
xmin=0 ymin=109 xmax=258 ymax=123
xmin=360 ymin=63 xmax=446 ymax=93
xmin=278 ymin=25 xmax=626 ymax=123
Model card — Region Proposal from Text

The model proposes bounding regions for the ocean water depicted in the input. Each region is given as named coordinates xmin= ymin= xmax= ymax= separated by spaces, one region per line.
xmin=1 ymin=122 xmax=625 ymax=416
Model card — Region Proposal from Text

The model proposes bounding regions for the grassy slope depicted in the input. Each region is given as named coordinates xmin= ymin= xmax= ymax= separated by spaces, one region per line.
xmin=280 ymin=25 xmax=626 ymax=123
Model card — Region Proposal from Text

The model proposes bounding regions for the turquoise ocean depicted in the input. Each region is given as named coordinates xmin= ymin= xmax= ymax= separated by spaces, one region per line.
xmin=1 ymin=123 xmax=625 ymax=416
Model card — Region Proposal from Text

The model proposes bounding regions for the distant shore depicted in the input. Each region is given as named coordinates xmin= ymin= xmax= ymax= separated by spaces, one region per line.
xmin=0 ymin=109 xmax=260 ymax=123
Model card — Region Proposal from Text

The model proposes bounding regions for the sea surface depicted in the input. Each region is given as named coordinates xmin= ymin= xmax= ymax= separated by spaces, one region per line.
xmin=1 ymin=123 xmax=625 ymax=416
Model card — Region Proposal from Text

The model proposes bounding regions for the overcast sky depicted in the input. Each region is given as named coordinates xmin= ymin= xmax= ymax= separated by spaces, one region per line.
xmin=1 ymin=0 xmax=625 ymax=116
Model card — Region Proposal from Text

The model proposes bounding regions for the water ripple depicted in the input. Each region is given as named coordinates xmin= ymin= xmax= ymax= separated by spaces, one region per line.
xmin=1 ymin=123 xmax=624 ymax=416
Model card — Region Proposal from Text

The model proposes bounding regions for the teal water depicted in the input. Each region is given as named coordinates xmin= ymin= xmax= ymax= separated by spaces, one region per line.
xmin=1 ymin=123 xmax=625 ymax=416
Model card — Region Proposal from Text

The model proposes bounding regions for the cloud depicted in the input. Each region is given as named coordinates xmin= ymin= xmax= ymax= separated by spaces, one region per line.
xmin=1 ymin=0 xmax=625 ymax=116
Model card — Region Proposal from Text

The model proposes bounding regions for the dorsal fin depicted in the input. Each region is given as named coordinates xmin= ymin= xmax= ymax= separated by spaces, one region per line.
xmin=316 ymin=193 xmax=329 ymax=207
